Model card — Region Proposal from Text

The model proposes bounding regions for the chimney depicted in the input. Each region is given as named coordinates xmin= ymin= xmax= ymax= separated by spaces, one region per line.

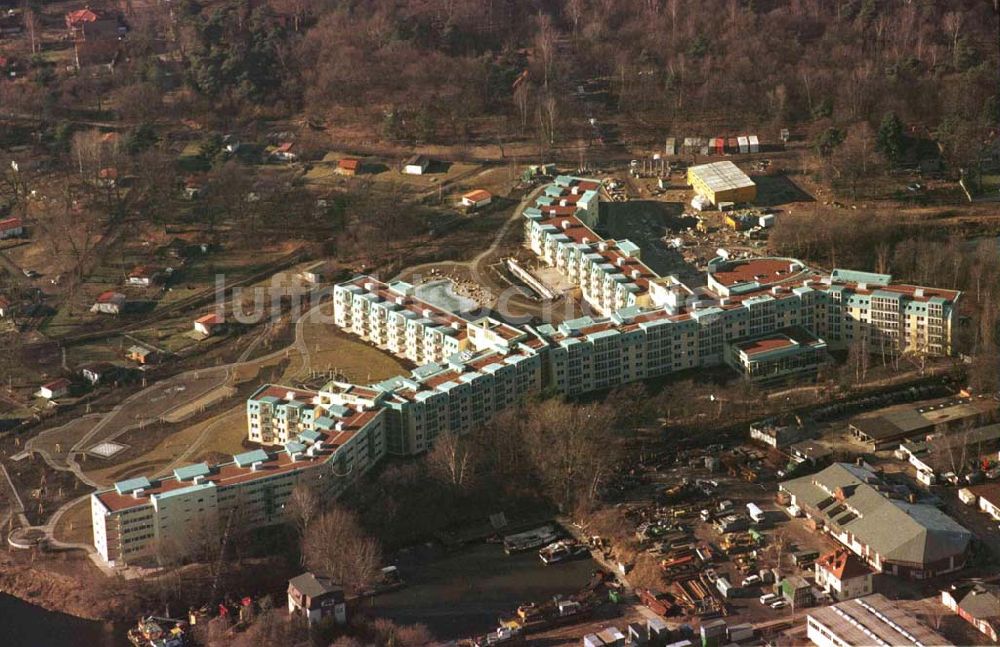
xmin=858 ymin=282 xmax=867 ymax=291
xmin=914 ymin=288 xmax=924 ymax=297
xmin=616 ymin=257 xmax=625 ymax=267
xmin=451 ymin=321 xmax=461 ymax=330
xmin=582 ymin=237 xmax=590 ymax=245
xmin=251 ymin=461 xmax=263 ymax=471
xmin=631 ymin=270 xmax=641 ymax=279
xmin=291 ymin=451 xmax=303 ymax=462
xmin=395 ymin=296 xmax=405 ymax=305
xmin=133 ymin=488 xmax=145 ymax=499
xmin=561 ymin=219 xmax=571 ymax=230
xmin=598 ymin=242 xmax=608 ymax=252
xmin=422 ymin=308 xmax=432 ymax=318
xmin=286 ymin=391 xmax=296 ymax=400
xmin=364 ymin=281 xmax=375 ymax=291
xmin=335 ymin=422 xmax=344 ymax=432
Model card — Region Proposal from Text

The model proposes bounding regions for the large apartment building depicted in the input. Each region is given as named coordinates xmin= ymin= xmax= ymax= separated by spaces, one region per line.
xmin=95 ymin=176 xmax=963 ymax=567
xmin=92 ymin=401 xmax=386 ymax=566
xmin=523 ymin=178 xmax=958 ymax=360
xmin=247 ymin=321 xmax=549 ymax=455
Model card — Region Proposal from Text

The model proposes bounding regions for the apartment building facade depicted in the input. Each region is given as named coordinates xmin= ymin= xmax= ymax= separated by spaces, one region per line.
xmin=92 ymin=405 xmax=386 ymax=566
xmin=333 ymin=277 xmax=471 ymax=365
xmin=320 ymin=328 xmax=547 ymax=456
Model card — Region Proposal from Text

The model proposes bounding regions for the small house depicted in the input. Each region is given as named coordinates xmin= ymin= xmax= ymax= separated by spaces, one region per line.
xmin=815 ymin=548 xmax=874 ymax=601
xmin=299 ymin=261 xmax=338 ymax=285
xmin=461 ymin=189 xmax=492 ymax=210
xmin=127 ymin=265 xmax=159 ymax=287
xmin=39 ymin=378 xmax=71 ymax=400
xmin=779 ymin=575 xmax=814 ymax=607
xmin=336 ymin=158 xmax=360 ymax=176
xmin=0 ymin=14 xmax=24 ymax=37
xmin=0 ymin=217 xmax=23 ymax=239
xmin=271 ymin=142 xmax=297 ymax=162
xmin=65 ymin=8 xmax=124 ymax=40
xmin=91 ymin=291 xmax=125 ymax=315
xmin=127 ymin=345 xmax=156 ymax=365
xmin=98 ymin=167 xmax=118 ymax=187
xmin=287 ymin=572 xmax=346 ymax=626
xmin=184 ymin=176 xmax=204 ymax=200
xmin=193 ymin=313 xmax=224 ymax=337
xmin=80 ymin=362 xmax=117 ymax=386
xmin=942 ymin=583 xmax=1000 ymax=643
xmin=402 ymin=154 xmax=430 ymax=175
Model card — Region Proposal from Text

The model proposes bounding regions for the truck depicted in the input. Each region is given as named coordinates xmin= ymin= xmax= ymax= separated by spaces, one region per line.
xmin=746 ymin=502 xmax=765 ymax=523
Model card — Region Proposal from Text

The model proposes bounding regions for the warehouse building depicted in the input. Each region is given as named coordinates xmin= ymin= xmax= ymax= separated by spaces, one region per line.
xmin=687 ymin=161 xmax=757 ymax=205
xmin=849 ymin=396 xmax=998 ymax=451
xmin=807 ymin=594 xmax=951 ymax=647
xmin=780 ymin=463 xmax=971 ymax=579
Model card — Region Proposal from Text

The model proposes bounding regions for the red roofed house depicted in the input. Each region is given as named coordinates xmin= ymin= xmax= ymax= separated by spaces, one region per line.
xmin=127 ymin=265 xmax=159 ymax=287
xmin=271 ymin=142 xmax=297 ymax=162
xmin=91 ymin=291 xmax=125 ymax=315
xmin=65 ymin=8 xmax=124 ymax=40
xmin=814 ymin=548 xmax=874 ymax=601
xmin=336 ymin=158 xmax=360 ymax=176
xmin=942 ymin=583 xmax=1000 ymax=643
xmin=0 ymin=217 xmax=23 ymax=239
xmin=39 ymin=377 xmax=71 ymax=400
xmin=194 ymin=313 xmax=225 ymax=337
xmin=461 ymin=189 xmax=493 ymax=210
xmin=98 ymin=167 xmax=118 ymax=187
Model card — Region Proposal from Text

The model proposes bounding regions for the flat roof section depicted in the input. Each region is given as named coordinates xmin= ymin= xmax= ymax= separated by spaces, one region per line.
xmin=688 ymin=161 xmax=756 ymax=192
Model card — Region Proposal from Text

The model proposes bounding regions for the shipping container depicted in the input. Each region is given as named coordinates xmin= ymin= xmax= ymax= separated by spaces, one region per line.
xmin=727 ymin=138 xmax=739 ymax=154
xmin=748 ymin=135 xmax=760 ymax=153
xmin=727 ymin=623 xmax=754 ymax=642
xmin=759 ymin=214 xmax=776 ymax=228
xmin=737 ymin=136 xmax=749 ymax=154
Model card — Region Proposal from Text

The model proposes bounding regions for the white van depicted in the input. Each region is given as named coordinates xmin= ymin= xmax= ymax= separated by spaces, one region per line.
xmin=759 ymin=593 xmax=778 ymax=605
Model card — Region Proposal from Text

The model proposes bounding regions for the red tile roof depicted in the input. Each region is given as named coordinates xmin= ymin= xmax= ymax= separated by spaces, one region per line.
xmin=66 ymin=9 xmax=103 ymax=25
xmin=463 ymin=189 xmax=492 ymax=203
xmin=338 ymin=158 xmax=359 ymax=171
xmin=0 ymin=217 xmax=22 ymax=231
xmin=195 ymin=313 xmax=224 ymax=325
xmin=817 ymin=548 xmax=872 ymax=580
xmin=96 ymin=291 xmax=124 ymax=303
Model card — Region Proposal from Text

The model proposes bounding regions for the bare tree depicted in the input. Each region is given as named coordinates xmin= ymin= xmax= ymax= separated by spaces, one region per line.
xmin=425 ymin=432 xmax=476 ymax=490
xmin=286 ymin=482 xmax=320 ymax=541
xmin=302 ymin=504 xmax=382 ymax=594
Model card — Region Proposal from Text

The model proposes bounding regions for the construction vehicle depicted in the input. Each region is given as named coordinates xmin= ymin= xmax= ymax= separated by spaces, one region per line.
xmin=127 ymin=616 xmax=189 ymax=647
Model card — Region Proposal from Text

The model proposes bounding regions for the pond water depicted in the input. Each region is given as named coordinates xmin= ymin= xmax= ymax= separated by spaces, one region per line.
xmin=0 ymin=593 xmax=124 ymax=647
xmin=369 ymin=542 xmax=596 ymax=640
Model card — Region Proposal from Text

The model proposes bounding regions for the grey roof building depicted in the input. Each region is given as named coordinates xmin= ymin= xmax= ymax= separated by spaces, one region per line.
xmin=780 ymin=463 xmax=971 ymax=579
xmin=807 ymin=594 xmax=952 ymax=647
xmin=942 ymin=583 xmax=1000 ymax=642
